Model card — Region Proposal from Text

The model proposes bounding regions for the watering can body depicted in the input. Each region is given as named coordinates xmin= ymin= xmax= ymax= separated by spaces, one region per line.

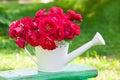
xmin=25 ymin=32 xmax=105 ymax=72
xmin=35 ymin=43 xmax=69 ymax=72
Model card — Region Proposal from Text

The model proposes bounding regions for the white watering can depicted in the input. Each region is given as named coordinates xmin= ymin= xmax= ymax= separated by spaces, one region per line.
xmin=25 ymin=32 xmax=105 ymax=72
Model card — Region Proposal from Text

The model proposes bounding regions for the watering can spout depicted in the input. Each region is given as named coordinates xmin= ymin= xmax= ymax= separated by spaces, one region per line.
xmin=64 ymin=32 xmax=105 ymax=65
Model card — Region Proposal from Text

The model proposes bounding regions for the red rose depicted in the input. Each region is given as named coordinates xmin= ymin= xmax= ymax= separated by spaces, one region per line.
xmin=15 ymin=37 xmax=25 ymax=48
xmin=35 ymin=9 xmax=46 ymax=17
xmin=20 ymin=16 xmax=33 ymax=31
xmin=67 ymin=10 xmax=82 ymax=22
xmin=69 ymin=22 xmax=80 ymax=35
xmin=9 ymin=21 xmax=24 ymax=38
xmin=26 ymin=31 xmax=40 ymax=47
xmin=9 ymin=22 xmax=17 ymax=38
xmin=54 ymin=27 xmax=65 ymax=41
xmin=38 ymin=17 xmax=58 ymax=34
xmin=62 ymin=20 xmax=73 ymax=39
xmin=33 ymin=22 xmax=38 ymax=28
xmin=39 ymin=36 xmax=56 ymax=50
xmin=9 ymin=16 xmax=33 ymax=39
xmin=33 ymin=9 xmax=46 ymax=23
xmin=63 ymin=20 xmax=80 ymax=40
xmin=49 ymin=7 xmax=63 ymax=16
xmin=48 ymin=7 xmax=64 ymax=25
xmin=9 ymin=7 xmax=82 ymax=50
xmin=14 ymin=27 xmax=23 ymax=36
xmin=48 ymin=13 xmax=62 ymax=25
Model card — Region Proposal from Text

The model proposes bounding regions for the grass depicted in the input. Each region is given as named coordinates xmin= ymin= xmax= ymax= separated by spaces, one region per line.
xmin=0 ymin=1 xmax=120 ymax=80
xmin=0 ymin=53 xmax=35 ymax=70
xmin=71 ymin=57 xmax=120 ymax=80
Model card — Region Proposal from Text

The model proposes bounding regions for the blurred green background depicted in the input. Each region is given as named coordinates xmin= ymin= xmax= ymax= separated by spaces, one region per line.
xmin=0 ymin=0 xmax=120 ymax=80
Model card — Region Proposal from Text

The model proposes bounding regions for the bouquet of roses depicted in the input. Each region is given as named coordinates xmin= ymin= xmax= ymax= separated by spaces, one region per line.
xmin=9 ymin=7 xmax=82 ymax=50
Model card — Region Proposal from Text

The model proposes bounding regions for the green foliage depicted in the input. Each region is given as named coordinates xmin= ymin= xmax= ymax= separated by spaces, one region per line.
xmin=0 ymin=5 xmax=10 ymax=25
xmin=2 ymin=3 xmax=54 ymax=21
xmin=54 ymin=0 xmax=76 ymax=11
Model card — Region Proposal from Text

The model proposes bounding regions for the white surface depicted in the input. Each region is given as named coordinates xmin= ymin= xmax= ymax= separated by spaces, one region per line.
xmin=0 ymin=64 xmax=97 ymax=78
xmin=0 ymin=68 xmax=38 ymax=78
xmin=92 ymin=32 xmax=105 ymax=45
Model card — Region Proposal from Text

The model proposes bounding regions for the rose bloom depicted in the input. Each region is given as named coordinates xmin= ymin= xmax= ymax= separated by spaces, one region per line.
xmin=69 ymin=22 xmax=80 ymax=36
xmin=20 ymin=16 xmax=33 ymax=32
xmin=33 ymin=9 xmax=46 ymax=24
xmin=39 ymin=35 xmax=56 ymax=50
xmin=53 ymin=27 xmax=65 ymax=41
xmin=9 ymin=16 xmax=33 ymax=39
xmin=9 ymin=21 xmax=23 ymax=38
xmin=15 ymin=37 xmax=25 ymax=48
xmin=25 ymin=31 xmax=40 ymax=47
xmin=9 ymin=22 xmax=18 ymax=38
xmin=48 ymin=7 xmax=64 ymax=17
xmin=38 ymin=16 xmax=58 ymax=34
xmin=63 ymin=20 xmax=80 ymax=40
xmin=47 ymin=13 xmax=62 ymax=25
xmin=67 ymin=10 xmax=82 ymax=22
xmin=9 ymin=6 xmax=82 ymax=50
xmin=48 ymin=7 xmax=65 ymax=25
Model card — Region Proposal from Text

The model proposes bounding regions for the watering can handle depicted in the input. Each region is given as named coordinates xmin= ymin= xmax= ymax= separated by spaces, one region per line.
xmin=24 ymin=47 xmax=38 ymax=65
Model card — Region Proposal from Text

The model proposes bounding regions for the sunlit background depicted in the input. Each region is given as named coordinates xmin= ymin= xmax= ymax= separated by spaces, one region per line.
xmin=0 ymin=0 xmax=120 ymax=80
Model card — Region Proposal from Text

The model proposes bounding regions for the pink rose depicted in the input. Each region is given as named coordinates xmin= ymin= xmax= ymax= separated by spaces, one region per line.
xmin=67 ymin=10 xmax=83 ymax=22
xmin=26 ymin=31 xmax=40 ymax=47
xmin=15 ymin=38 xmax=25 ymax=48
xmin=39 ymin=36 xmax=56 ymax=50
